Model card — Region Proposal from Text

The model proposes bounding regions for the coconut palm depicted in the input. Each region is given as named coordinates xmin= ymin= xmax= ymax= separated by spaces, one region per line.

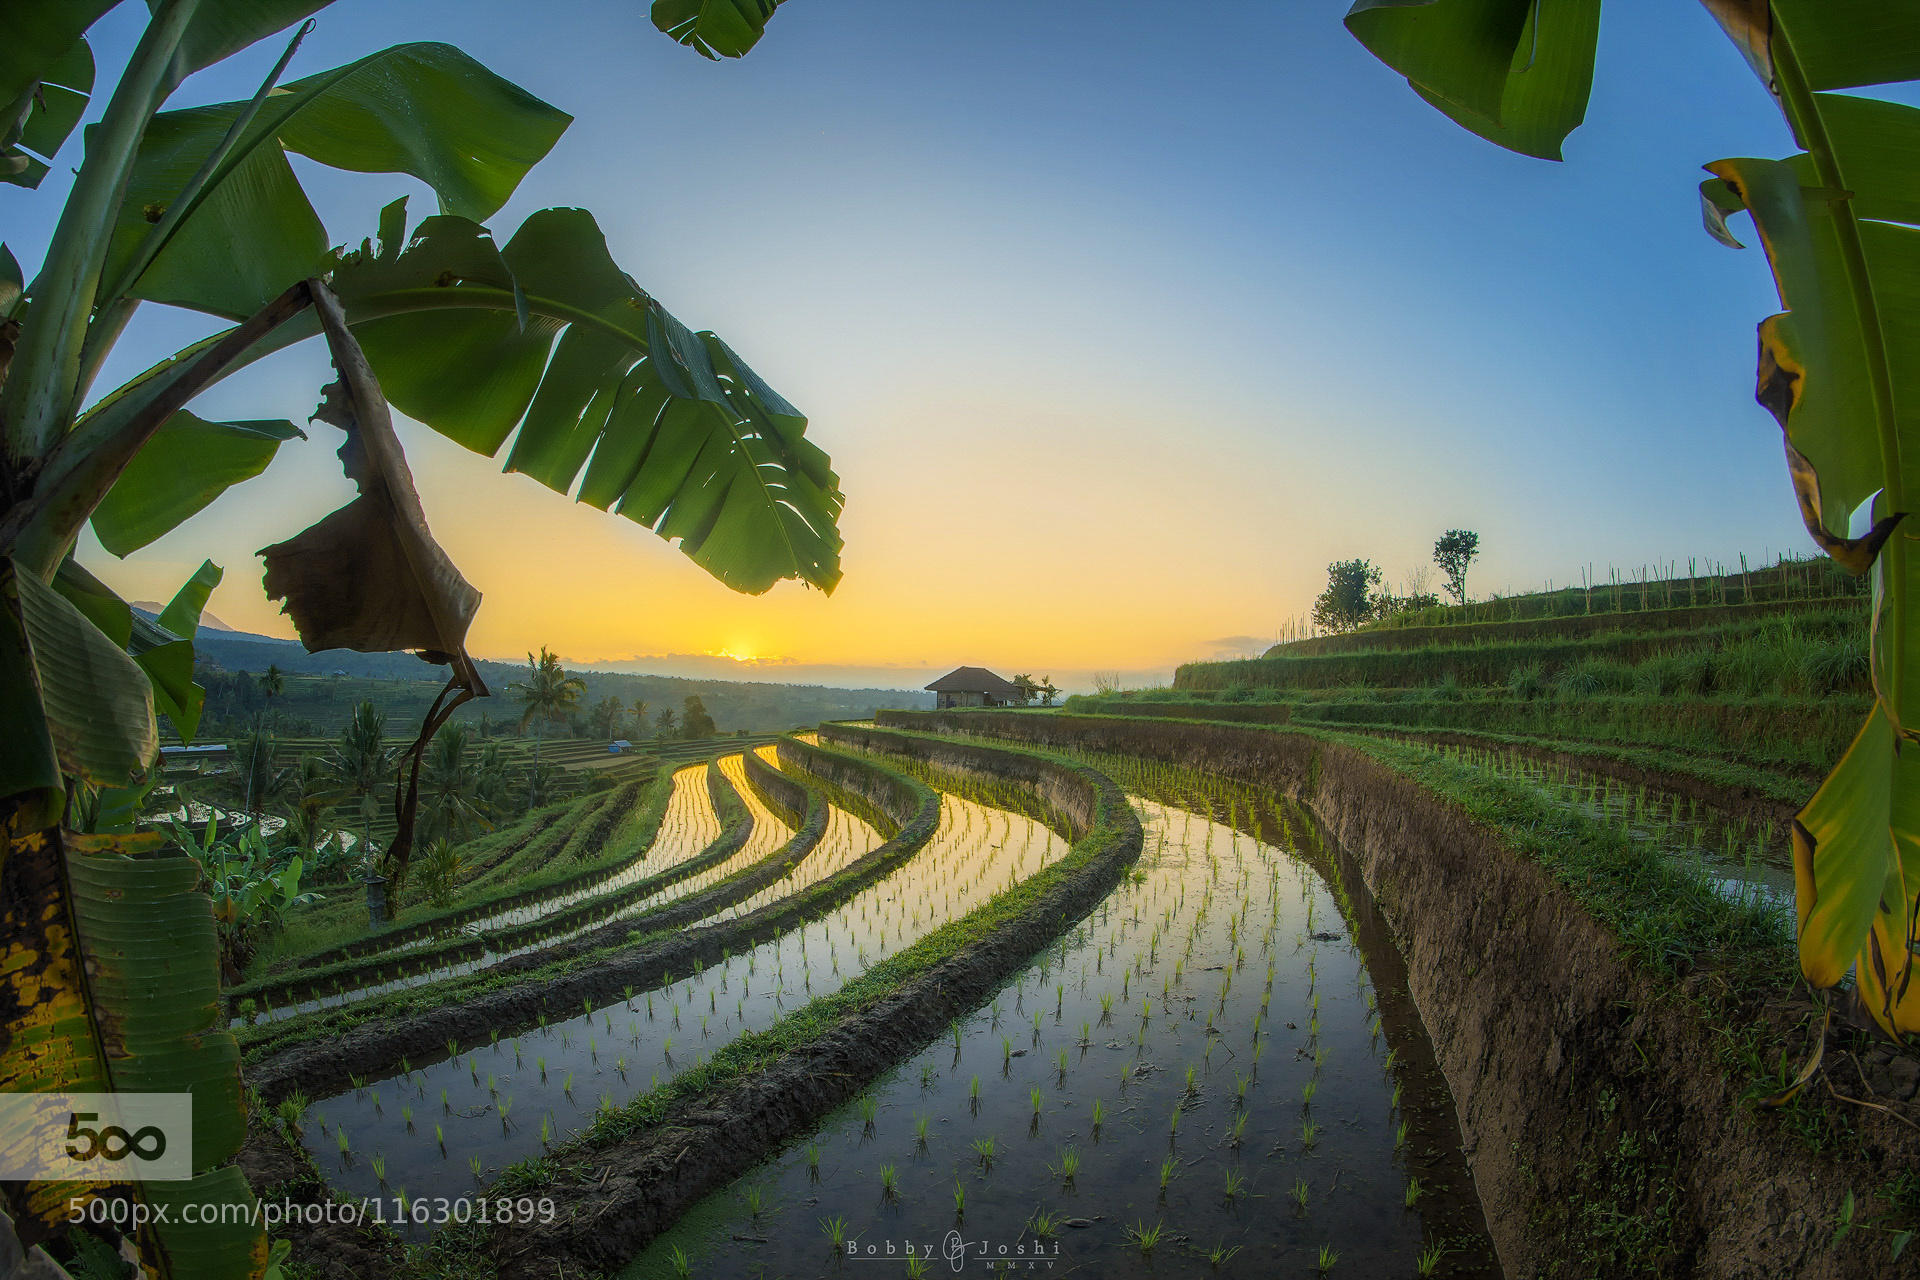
xmin=274 ymin=756 xmax=351 ymax=876
xmin=419 ymin=723 xmax=491 ymax=844
xmin=588 ymin=695 xmax=626 ymax=740
xmin=510 ymin=648 xmax=586 ymax=766
xmin=234 ymin=725 xmax=277 ymax=822
xmin=330 ymin=701 xmax=394 ymax=869
xmin=630 ymin=699 xmax=650 ymax=737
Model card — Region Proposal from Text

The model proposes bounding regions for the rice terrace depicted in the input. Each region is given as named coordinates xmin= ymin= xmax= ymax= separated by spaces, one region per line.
xmin=2 ymin=3 xmax=1918 ymax=1279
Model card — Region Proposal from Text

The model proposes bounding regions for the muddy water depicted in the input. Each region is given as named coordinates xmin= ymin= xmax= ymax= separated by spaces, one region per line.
xmin=627 ymin=779 xmax=1499 ymax=1280
xmin=299 ymin=784 xmax=1070 ymax=1236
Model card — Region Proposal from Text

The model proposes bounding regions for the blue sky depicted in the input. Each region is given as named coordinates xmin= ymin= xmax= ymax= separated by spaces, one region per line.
xmin=7 ymin=1 xmax=1845 ymax=689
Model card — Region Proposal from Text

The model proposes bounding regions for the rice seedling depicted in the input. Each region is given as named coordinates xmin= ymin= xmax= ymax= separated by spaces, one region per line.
xmin=467 ymin=1155 xmax=483 ymax=1181
xmin=1417 ymin=1240 xmax=1448 ymax=1276
xmin=805 ymin=1143 xmax=821 ymax=1178
xmin=1029 ymin=1087 xmax=1044 ymax=1121
xmin=667 ymin=1244 xmax=692 ymax=1279
xmin=1317 ymin=1243 xmax=1340 ymax=1273
xmin=821 ymin=1214 xmax=848 ymax=1250
xmin=1159 ymin=1155 xmax=1178 ymax=1192
xmin=1405 ymin=1176 xmax=1424 ymax=1208
xmin=1206 ymin=1241 xmax=1244 ymax=1268
xmin=1291 ymin=1177 xmax=1310 ymax=1210
xmin=879 ymin=1164 xmax=899 ymax=1200
xmin=1126 ymin=1220 xmax=1164 ymax=1256
xmin=972 ymin=1136 xmax=996 ymax=1170
xmin=1301 ymin=1118 xmax=1320 ymax=1148
xmin=334 ymin=1128 xmax=349 ymax=1156
xmin=1223 ymin=1167 xmax=1247 ymax=1200
xmin=858 ymin=1094 xmax=877 ymax=1132
xmin=742 ymin=1184 xmax=764 ymax=1217
xmin=1301 ymin=1078 xmax=1317 ymax=1107
xmin=953 ymin=1182 xmax=966 ymax=1216
xmin=1050 ymin=1145 xmax=1080 ymax=1186
xmin=370 ymin=1154 xmax=386 ymax=1184
xmin=1229 ymin=1112 xmax=1249 ymax=1148
xmin=1395 ymin=1119 xmax=1410 ymax=1148
xmin=1090 ymin=1098 xmax=1105 ymax=1135
xmin=1184 ymin=1065 xmax=1199 ymax=1097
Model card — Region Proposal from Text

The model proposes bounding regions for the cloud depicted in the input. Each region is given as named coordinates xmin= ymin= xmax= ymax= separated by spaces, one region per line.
xmin=1201 ymin=635 xmax=1272 ymax=659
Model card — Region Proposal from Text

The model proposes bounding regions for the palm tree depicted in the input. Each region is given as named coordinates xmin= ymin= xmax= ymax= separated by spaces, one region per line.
xmin=274 ymin=755 xmax=350 ymax=873
xmin=629 ymin=699 xmax=650 ymax=737
xmin=1011 ymin=673 xmax=1039 ymax=705
xmin=475 ymin=740 xmax=511 ymax=815
xmin=509 ymin=648 xmax=586 ymax=767
xmin=419 ymin=724 xmax=491 ymax=844
xmin=330 ymin=701 xmax=394 ymax=870
xmin=1038 ymin=677 xmax=1060 ymax=707
xmin=655 ymin=707 xmax=677 ymax=740
xmin=258 ymin=664 xmax=286 ymax=735
xmin=235 ymin=726 xmax=277 ymax=822
xmin=588 ymin=695 xmax=626 ymax=740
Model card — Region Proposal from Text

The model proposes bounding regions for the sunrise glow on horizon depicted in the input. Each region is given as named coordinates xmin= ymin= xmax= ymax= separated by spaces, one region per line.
xmin=49 ymin=0 xmax=1841 ymax=689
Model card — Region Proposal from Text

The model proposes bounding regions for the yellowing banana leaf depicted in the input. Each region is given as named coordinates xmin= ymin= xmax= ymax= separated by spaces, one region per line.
xmin=1797 ymin=703 xmax=1920 ymax=1035
xmin=1793 ymin=705 xmax=1899 ymax=986
xmin=653 ymin=0 xmax=789 ymax=60
xmin=0 ymin=827 xmax=260 ymax=1276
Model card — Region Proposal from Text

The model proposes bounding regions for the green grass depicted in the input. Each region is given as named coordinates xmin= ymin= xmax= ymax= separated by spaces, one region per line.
xmin=1174 ymin=604 xmax=1866 ymax=696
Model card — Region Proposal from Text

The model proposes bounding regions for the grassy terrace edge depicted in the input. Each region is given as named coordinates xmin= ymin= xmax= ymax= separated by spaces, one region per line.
xmin=241 ymin=761 xmax=688 ymax=981
xmin=227 ymin=760 xmax=751 ymax=1015
xmin=239 ymin=737 xmax=931 ymax=1089
xmin=406 ymin=726 xmax=1144 ymax=1280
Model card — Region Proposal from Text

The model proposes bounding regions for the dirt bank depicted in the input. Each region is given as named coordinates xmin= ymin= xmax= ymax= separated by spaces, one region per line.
xmin=879 ymin=710 xmax=1918 ymax=1280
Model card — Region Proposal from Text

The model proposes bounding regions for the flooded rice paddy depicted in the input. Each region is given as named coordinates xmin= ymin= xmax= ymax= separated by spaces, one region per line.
xmin=299 ymin=765 xmax=1072 ymax=1232
xmin=628 ymin=754 xmax=1498 ymax=1279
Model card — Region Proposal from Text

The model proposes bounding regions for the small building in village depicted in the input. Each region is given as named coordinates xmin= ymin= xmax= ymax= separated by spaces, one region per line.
xmin=925 ymin=666 xmax=1027 ymax=710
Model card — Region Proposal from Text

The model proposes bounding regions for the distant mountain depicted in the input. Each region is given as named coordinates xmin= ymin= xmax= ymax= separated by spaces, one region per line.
xmin=130 ymin=601 xmax=238 ymax=631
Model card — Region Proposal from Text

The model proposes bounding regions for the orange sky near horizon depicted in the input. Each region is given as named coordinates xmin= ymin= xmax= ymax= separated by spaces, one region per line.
xmin=60 ymin=0 xmax=1828 ymax=689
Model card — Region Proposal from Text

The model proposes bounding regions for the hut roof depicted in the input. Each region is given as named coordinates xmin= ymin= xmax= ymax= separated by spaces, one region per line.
xmin=925 ymin=666 xmax=1025 ymax=696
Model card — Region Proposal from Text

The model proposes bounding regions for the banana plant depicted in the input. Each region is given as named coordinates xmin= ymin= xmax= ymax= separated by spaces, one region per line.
xmin=1 ymin=2 xmax=842 ymax=1274
xmin=1345 ymin=0 xmax=1919 ymax=1039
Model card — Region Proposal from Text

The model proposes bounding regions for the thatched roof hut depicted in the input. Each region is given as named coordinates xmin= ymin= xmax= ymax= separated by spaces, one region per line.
xmin=925 ymin=666 xmax=1026 ymax=709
